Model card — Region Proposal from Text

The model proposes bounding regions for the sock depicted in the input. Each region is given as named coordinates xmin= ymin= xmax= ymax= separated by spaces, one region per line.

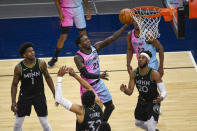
xmin=54 ymin=48 xmax=61 ymax=58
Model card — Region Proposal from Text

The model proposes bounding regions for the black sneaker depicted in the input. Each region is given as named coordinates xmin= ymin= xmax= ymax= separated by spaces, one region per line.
xmin=48 ymin=58 xmax=57 ymax=67
xmin=156 ymin=129 xmax=160 ymax=131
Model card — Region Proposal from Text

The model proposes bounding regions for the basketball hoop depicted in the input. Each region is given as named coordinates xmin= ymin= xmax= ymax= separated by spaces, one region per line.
xmin=130 ymin=6 xmax=173 ymax=41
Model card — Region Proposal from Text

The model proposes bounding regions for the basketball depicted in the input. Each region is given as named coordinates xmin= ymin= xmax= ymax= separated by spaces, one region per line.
xmin=119 ymin=8 xmax=133 ymax=24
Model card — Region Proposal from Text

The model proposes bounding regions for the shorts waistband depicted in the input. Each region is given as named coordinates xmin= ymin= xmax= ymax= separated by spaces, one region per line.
xmin=90 ymin=79 xmax=100 ymax=86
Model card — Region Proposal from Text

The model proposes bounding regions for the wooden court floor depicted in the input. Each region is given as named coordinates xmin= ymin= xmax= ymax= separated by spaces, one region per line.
xmin=0 ymin=51 xmax=197 ymax=131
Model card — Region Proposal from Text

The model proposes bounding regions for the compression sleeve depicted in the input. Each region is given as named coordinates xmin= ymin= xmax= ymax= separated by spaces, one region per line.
xmin=157 ymin=82 xmax=167 ymax=100
xmin=80 ymin=67 xmax=100 ymax=79
xmin=55 ymin=77 xmax=72 ymax=110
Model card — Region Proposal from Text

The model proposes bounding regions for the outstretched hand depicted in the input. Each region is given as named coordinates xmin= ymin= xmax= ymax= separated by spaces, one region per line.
xmin=120 ymin=84 xmax=127 ymax=92
xmin=68 ymin=67 xmax=76 ymax=77
xmin=57 ymin=66 xmax=69 ymax=77
xmin=99 ymin=70 xmax=109 ymax=80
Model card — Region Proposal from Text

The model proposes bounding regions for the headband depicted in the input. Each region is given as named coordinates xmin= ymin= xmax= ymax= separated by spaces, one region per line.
xmin=140 ymin=52 xmax=150 ymax=60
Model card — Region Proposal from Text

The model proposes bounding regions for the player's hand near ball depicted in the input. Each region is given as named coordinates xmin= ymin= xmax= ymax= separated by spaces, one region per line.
xmin=119 ymin=8 xmax=134 ymax=25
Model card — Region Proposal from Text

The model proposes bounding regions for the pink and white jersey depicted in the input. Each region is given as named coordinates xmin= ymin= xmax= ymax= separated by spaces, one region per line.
xmin=60 ymin=0 xmax=82 ymax=8
xmin=131 ymin=29 xmax=158 ymax=70
xmin=77 ymin=46 xmax=100 ymax=84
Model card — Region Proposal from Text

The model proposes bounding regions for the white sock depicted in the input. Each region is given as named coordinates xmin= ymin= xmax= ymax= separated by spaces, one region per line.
xmin=14 ymin=116 xmax=25 ymax=131
xmin=38 ymin=116 xmax=52 ymax=131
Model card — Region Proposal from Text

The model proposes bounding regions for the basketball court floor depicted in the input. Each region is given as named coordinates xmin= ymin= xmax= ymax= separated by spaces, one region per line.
xmin=0 ymin=0 xmax=197 ymax=131
xmin=0 ymin=52 xmax=197 ymax=131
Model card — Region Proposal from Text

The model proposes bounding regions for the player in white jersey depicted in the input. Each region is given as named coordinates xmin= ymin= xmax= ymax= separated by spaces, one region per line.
xmin=127 ymin=20 xmax=164 ymax=77
xmin=74 ymin=24 xmax=129 ymax=122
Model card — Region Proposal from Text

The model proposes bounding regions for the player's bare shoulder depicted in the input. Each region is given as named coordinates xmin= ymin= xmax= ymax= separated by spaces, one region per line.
xmin=14 ymin=63 xmax=22 ymax=74
xmin=151 ymin=69 xmax=161 ymax=81
xmin=38 ymin=59 xmax=47 ymax=70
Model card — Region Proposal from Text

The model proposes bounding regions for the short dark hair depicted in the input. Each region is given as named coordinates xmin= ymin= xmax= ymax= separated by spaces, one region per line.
xmin=82 ymin=90 xmax=95 ymax=108
xmin=98 ymin=122 xmax=111 ymax=131
xmin=141 ymin=50 xmax=152 ymax=58
xmin=19 ymin=42 xmax=34 ymax=56
xmin=75 ymin=35 xmax=84 ymax=46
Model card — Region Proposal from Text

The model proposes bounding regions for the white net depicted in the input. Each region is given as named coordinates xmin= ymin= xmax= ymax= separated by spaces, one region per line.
xmin=131 ymin=7 xmax=161 ymax=41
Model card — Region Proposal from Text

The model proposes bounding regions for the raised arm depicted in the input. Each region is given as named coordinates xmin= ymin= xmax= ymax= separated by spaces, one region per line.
xmin=152 ymin=70 xmax=166 ymax=103
xmin=120 ymin=70 xmax=135 ymax=96
xmin=55 ymin=66 xmax=84 ymax=115
xmin=74 ymin=54 xmax=108 ymax=80
xmin=68 ymin=67 xmax=102 ymax=108
xmin=126 ymin=31 xmax=134 ymax=74
xmin=94 ymin=24 xmax=129 ymax=52
xmin=11 ymin=64 xmax=21 ymax=113
xmin=54 ymin=0 xmax=64 ymax=22
xmin=151 ymin=39 xmax=164 ymax=77
xmin=40 ymin=59 xmax=55 ymax=97
xmin=83 ymin=0 xmax=91 ymax=20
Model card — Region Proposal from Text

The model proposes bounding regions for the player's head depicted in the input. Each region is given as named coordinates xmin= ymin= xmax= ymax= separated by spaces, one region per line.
xmin=98 ymin=122 xmax=111 ymax=131
xmin=82 ymin=90 xmax=95 ymax=108
xmin=75 ymin=34 xmax=91 ymax=49
xmin=138 ymin=51 xmax=152 ymax=68
xmin=19 ymin=42 xmax=35 ymax=60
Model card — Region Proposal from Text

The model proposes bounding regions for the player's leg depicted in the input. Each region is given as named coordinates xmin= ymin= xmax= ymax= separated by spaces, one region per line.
xmin=33 ymin=94 xmax=52 ymax=131
xmin=14 ymin=116 xmax=25 ymax=131
xmin=134 ymin=103 xmax=149 ymax=130
xmin=103 ymin=100 xmax=115 ymax=122
xmin=135 ymin=119 xmax=148 ymax=130
xmin=92 ymin=80 xmax=114 ymax=122
xmin=38 ymin=117 xmax=52 ymax=131
xmin=14 ymin=98 xmax=32 ymax=131
xmin=48 ymin=7 xmax=73 ymax=67
xmin=73 ymin=5 xmax=87 ymax=36
xmin=146 ymin=116 xmax=158 ymax=131
xmin=146 ymin=103 xmax=160 ymax=131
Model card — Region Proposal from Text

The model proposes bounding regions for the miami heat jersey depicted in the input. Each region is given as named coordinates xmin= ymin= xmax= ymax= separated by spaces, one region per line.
xmin=131 ymin=29 xmax=159 ymax=70
xmin=77 ymin=46 xmax=100 ymax=84
xmin=60 ymin=0 xmax=82 ymax=7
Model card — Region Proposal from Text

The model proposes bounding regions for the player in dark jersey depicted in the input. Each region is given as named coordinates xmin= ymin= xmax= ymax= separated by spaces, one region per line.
xmin=74 ymin=24 xmax=129 ymax=122
xmin=55 ymin=66 xmax=107 ymax=131
xmin=120 ymin=51 xmax=167 ymax=131
xmin=11 ymin=42 xmax=56 ymax=131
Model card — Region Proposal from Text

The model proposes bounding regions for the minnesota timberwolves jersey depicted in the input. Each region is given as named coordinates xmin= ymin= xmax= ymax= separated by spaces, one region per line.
xmin=76 ymin=103 xmax=103 ymax=131
xmin=134 ymin=68 xmax=159 ymax=103
xmin=60 ymin=0 xmax=82 ymax=7
xmin=77 ymin=46 xmax=100 ymax=84
xmin=131 ymin=29 xmax=159 ymax=70
xmin=19 ymin=59 xmax=44 ymax=98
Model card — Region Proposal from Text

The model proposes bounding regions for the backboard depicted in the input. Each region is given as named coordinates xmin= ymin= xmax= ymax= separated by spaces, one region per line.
xmin=162 ymin=0 xmax=186 ymax=39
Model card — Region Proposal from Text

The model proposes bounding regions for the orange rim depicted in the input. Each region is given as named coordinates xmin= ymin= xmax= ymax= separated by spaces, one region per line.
xmin=130 ymin=6 xmax=162 ymax=18
xmin=130 ymin=6 xmax=173 ymax=21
